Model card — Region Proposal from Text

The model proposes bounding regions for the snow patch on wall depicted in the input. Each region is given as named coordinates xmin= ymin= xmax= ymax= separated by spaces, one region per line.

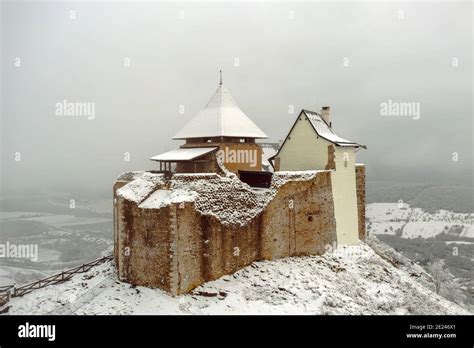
xmin=116 ymin=170 xmax=330 ymax=227
xmin=116 ymin=173 xmax=164 ymax=203
xmin=139 ymin=189 xmax=199 ymax=209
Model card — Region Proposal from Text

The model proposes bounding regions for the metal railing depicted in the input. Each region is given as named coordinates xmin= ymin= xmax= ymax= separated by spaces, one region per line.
xmin=0 ymin=254 xmax=113 ymax=307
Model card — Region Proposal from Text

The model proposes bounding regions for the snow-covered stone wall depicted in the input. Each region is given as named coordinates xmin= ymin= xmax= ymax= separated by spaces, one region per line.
xmin=113 ymin=170 xmax=338 ymax=295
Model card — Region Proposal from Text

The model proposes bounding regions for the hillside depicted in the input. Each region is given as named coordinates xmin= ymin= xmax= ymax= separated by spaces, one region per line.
xmin=367 ymin=203 xmax=474 ymax=309
xmin=3 ymin=240 xmax=469 ymax=315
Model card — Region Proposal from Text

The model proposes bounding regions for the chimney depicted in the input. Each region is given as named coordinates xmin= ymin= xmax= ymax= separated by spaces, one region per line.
xmin=321 ymin=106 xmax=331 ymax=128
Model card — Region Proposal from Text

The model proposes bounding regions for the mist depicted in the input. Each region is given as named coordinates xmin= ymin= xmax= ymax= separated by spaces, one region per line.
xmin=1 ymin=1 xmax=472 ymax=197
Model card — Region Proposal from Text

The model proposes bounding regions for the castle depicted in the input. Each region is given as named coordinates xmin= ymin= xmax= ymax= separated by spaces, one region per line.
xmin=113 ymin=74 xmax=366 ymax=295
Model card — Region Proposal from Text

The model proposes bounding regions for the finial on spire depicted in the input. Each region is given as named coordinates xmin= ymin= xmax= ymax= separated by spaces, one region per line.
xmin=219 ymin=70 xmax=222 ymax=86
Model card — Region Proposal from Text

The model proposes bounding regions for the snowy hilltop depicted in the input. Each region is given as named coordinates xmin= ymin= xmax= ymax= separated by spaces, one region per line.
xmin=2 ymin=239 xmax=470 ymax=315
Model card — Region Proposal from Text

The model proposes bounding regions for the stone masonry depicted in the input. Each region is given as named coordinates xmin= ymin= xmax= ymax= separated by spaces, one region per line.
xmin=113 ymin=170 xmax=343 ymax=295
xmin=355 ymin=164 xmax=366 ymax=240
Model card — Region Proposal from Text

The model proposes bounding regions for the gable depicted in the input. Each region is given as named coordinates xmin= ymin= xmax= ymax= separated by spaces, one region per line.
xmin=270 ymin=109 xmax=364 ymax=166
xmin=270 ymin=111 xmax=328 ymax=162
xmin=274 ymin=112 xmax=332 ymax=171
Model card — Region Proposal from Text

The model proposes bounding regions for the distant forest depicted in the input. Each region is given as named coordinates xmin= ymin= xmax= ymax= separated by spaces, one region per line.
xmin=366 ymin=181 xmax=473 ymax=214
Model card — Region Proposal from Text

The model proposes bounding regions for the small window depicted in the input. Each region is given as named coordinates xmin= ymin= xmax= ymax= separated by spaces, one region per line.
xmin=240 ymin=138 xmax=245 ymax=143
xmin=145 ymin=228 xmax=152 ymax=244
xmin=308 ymin=215 xmax=313 ymax=222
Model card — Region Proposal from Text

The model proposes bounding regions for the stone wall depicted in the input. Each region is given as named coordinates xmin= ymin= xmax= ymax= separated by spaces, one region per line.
xmin=261 ymin=171 xmax=336 ymax=259
xmin=175 ymin=209 xmax=263 ymax=294
xmin=355 ymin=164 xmax=366 ymax=240
xmin=114 ymin=171 xmax=338 ymax=295
xmin=113 ymin=180 xmax=129 ymax=268
xmin=116 ymin=198 xmax=172 ymax=291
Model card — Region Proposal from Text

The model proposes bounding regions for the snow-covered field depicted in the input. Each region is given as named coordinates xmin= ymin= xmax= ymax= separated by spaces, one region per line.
xmin=0 ymin=211 xmax=50 ymax=220
xmin=0 ymin=265 xmax=56 ymax=287
xmin=3 ymin=241 xmax=469 ymax=315
xmin=0 ymin=211 xmax=111 ymax=228
xmin=19 ymin=214 xmax=111 ymax=228
xmin=366 ymin=203 xmax=473 ymax=239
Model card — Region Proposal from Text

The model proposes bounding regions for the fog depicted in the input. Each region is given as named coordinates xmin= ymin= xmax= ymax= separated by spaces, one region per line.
xmin=1 ymin=1 xmax=472 ymax=197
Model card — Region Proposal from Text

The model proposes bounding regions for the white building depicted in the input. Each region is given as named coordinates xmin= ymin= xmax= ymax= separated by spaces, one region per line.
xmin=269 ymin=107 xmax=366 ymax=245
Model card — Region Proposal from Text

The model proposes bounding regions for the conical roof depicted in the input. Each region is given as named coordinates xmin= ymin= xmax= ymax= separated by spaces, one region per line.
xmin=173 ymin=84 xmax=268 ymax=139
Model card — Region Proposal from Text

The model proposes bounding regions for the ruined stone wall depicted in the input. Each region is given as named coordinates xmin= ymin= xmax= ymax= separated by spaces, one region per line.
xmin=175 ymin=208 xmax=262 ymax=294
xmin=355 ymin=164 xmax=366 ymax=240
xmin=117 ymin=199 xmax=172 ymax=291
xmin=114 ymin=197 xmax=172 ymax=292
xmin=115 ymin=171 xmax=338 ymax=295
xmin=113 ymin=180 xmax=130 ymax=268
xmin=175 ymin=171 xmax=335 ymax=294
xmin=261 ymin=171 xmax=336 ymax=259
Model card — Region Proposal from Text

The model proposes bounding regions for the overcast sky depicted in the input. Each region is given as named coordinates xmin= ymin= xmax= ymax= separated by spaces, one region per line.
xmin=1 ymin=1 xmax=472 ymax=196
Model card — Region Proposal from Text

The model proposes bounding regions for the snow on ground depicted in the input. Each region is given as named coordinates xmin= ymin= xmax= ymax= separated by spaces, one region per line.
xmin=365 ymin=221 xmax=405 ymax=236
xmin=401 ymin=221 xmax=451 ymax=239
xmin=0 ymin=212 xmax=50 ymax=221
xmin=4 ymin=241 xmax=469 ymax=315
xmin=445 ymin=241 xmax=474 ymax=245
xmin=36 ymin=248 xmax=62 ymax=262
xmin=0 ymin=265 xmax=55 ymax=287
xmin=460 ymin=224 xmax=474 ymax=238
xmin=367 ymin=203 xmax=473 ymax=239
xmin=19 ymin=215 xmax=111 ymax=228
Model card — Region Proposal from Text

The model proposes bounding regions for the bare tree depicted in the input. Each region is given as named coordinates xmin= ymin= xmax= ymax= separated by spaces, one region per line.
xmin=427 ymin=260 xmax=466 ymax=305
xmin=427 ymin=260 xmax=449 ymax=294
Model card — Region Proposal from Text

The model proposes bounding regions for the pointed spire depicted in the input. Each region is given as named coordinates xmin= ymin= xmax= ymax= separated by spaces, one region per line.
xmin=219 ymin=70 xmax=223 ymax=86
xmin=172 ymin=80 xmax=268 ymax=140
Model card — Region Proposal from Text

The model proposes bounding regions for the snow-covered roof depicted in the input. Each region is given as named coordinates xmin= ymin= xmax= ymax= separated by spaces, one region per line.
xmin=303 ymin=109 xmax=360 ymax=147
xmin=150 ymin=147 xmax=218 ymax=162
xmin=262 ymin=146 xmax=277 ymax=168
xmin=173 ymin=84 xmax=268 ymax=139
